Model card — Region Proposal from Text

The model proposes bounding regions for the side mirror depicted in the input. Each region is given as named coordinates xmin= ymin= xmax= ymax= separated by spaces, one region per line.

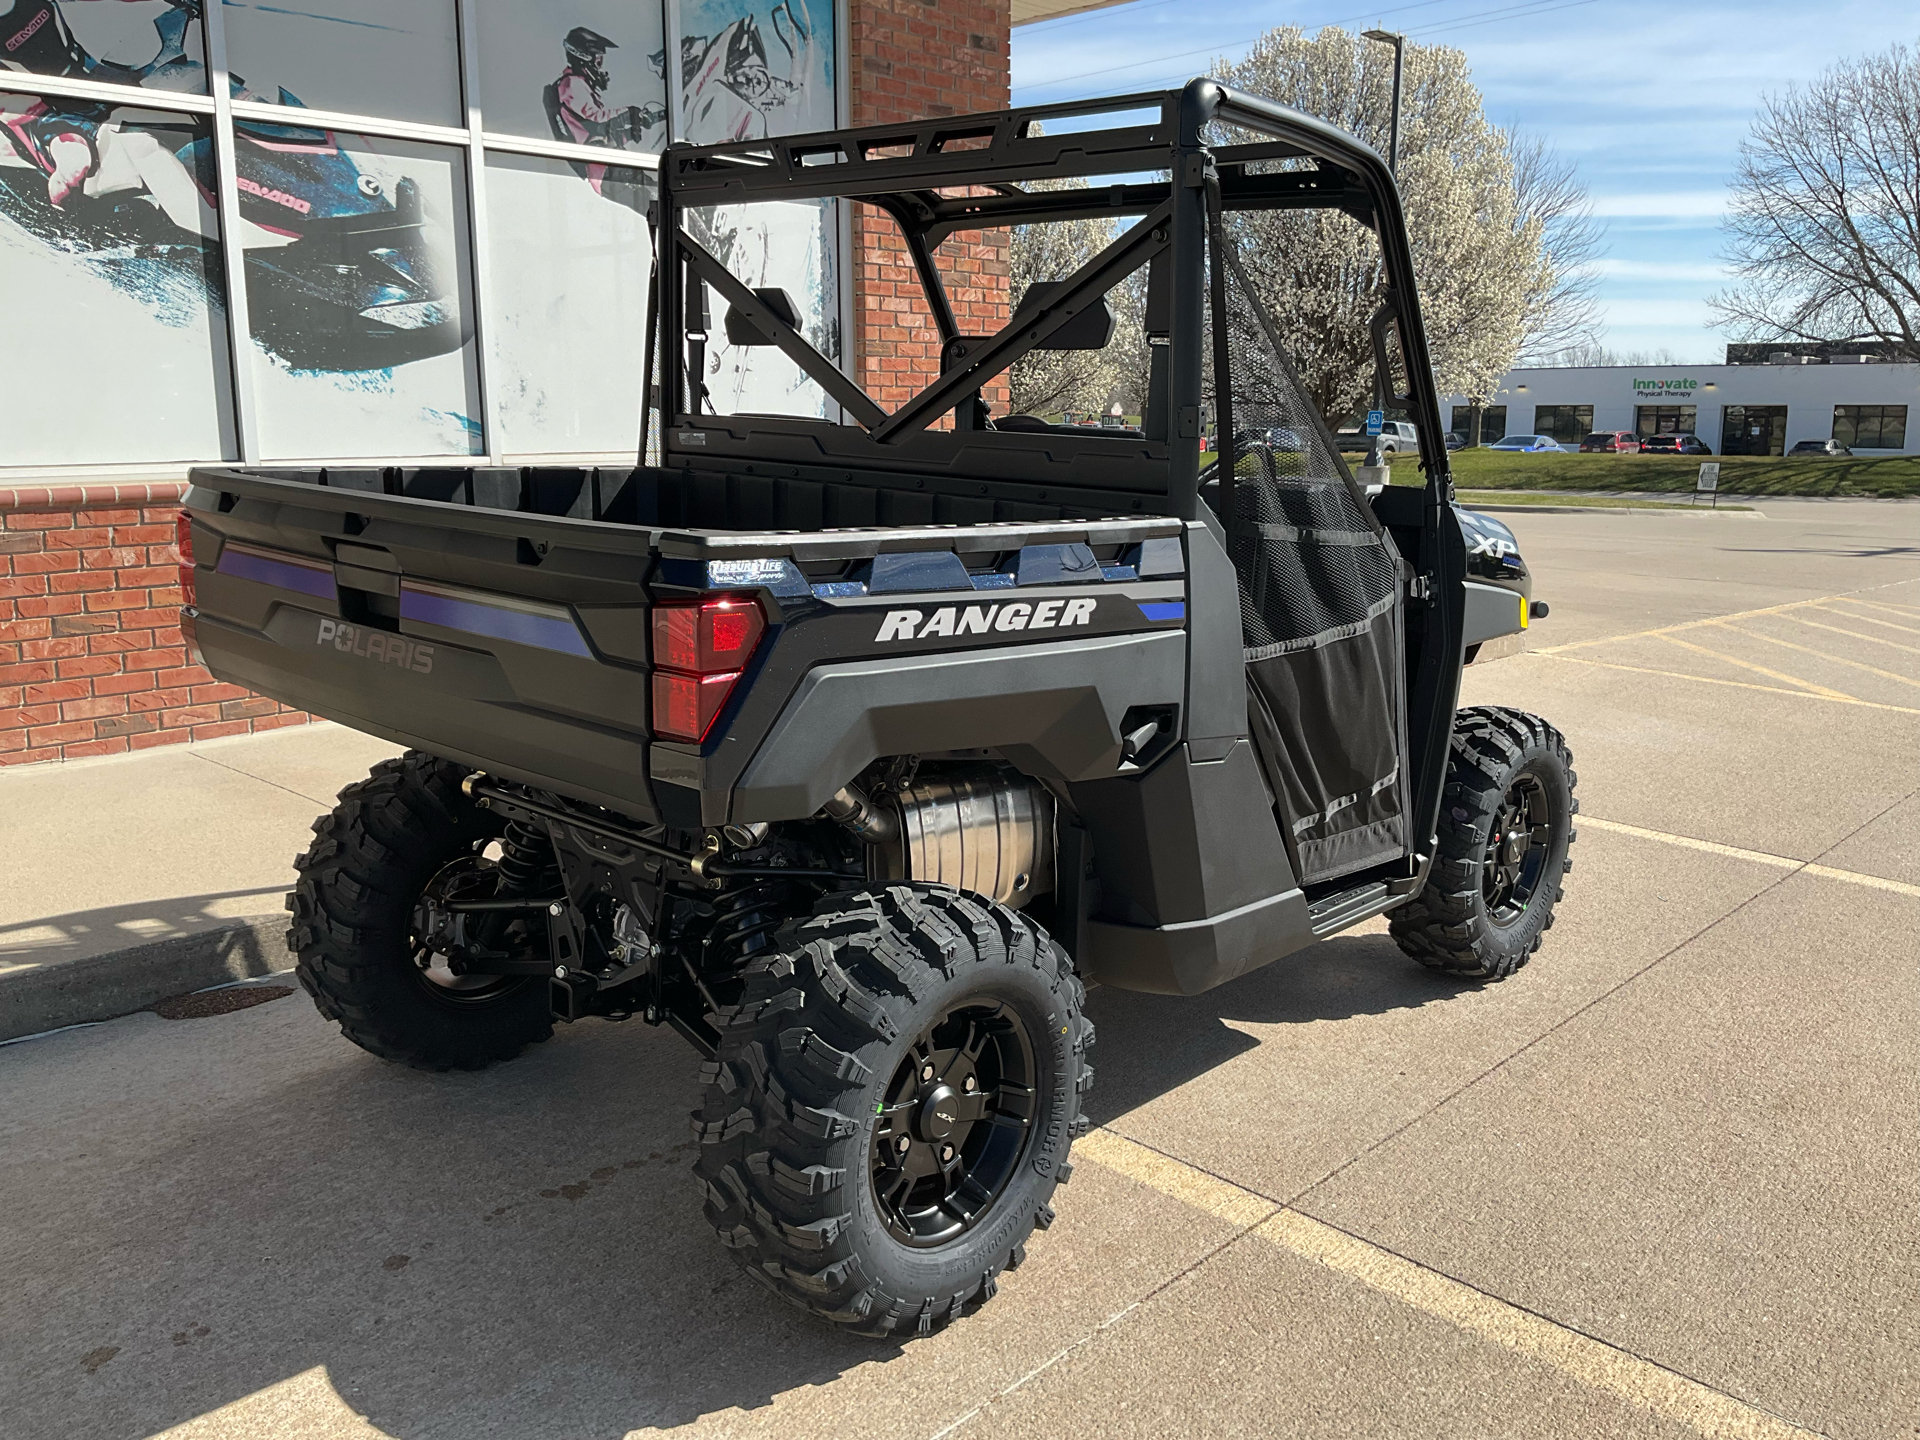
xmin=1013 ymin=282 xmax=1115 ymax=351
xmin=724 ymin=287 xmax=802 ymax=346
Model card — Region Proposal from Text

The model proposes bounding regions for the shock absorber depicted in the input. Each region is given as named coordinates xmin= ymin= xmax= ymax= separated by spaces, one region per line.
xmin=700 ymin=881 xmax=800 ymax=973
xmin=496 ymin=817 xmax=556 ymax=895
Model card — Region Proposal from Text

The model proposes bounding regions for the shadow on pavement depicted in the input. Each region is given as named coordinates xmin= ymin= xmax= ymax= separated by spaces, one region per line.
xmin=1084 ymin=931 xmax=1475 ymax=1127
xmin=5 ymin=929 xmax=1467 ymax=1440
xmin=0 ymin=887 xmax=289 ymax=965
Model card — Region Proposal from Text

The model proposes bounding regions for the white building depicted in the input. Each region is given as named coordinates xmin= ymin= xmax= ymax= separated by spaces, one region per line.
xmin=1439 ymin=358 xmax=1917 ymax=454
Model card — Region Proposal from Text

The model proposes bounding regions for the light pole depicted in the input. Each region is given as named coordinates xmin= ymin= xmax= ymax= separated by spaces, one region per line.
xmin=1362 ymin=29 xmax=1405 ymax=178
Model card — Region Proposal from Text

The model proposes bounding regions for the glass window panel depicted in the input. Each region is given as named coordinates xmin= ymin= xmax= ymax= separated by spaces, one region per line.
xmin=0 ymin=0 xmax=206 ymax=92
xmin=222 ymin=0 xmax=460 ymax=128
xmin=1532 ymin=404 xmax=1592 ymax=445
xmin=474 ymin=0 xmax=665 ymax=151
xmin=0 ymin=93 xmax=232 ymax=462
xmin=485 ymin=150 xmax=650 ymax=456
xmin=672 ymin=0 xmax=836 ymax=144
xmin=233 ymin=127 xmax=480 ymax=458
xmin=687 ymin=198 xmax=840 ymax=419
xmin=1835 ymin=404 xmax=1907 ymax=449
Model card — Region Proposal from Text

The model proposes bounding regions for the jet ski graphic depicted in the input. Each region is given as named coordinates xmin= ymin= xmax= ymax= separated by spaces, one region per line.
xmin=0 ymin=4 xmax=466 ymax=371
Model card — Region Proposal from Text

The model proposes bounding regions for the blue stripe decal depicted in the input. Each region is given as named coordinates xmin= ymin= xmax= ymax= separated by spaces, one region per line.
xmin=1138 ymin=601 xmax=1186 ymax=622
xmin=399 ymin=587 xmax=593 ymax=657
xmin=216 ymin=547 xmax=337 ymax=600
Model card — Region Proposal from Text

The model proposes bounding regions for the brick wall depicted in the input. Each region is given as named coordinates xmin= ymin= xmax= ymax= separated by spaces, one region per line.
xmin=849 ymin=0 xmax=1013 ymax=413
xmin=0 ymin=483 xmax=308 ymax=766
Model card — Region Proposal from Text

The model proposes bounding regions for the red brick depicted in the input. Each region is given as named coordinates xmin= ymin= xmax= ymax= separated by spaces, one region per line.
xmin=219 ymin=695 xmax=277 ymax=721
xmin=250 ymin=712 xmax=311 ymax=733
xmin=62 ymin=693 xmax=126 ymax=720
xmin=79 ymin=546 xmax=146 ymax=570
xmin=48 ymin=570 xmax=117 ymax=595
xmin=190 ymin=719 xmax=251 ymax=741
xmin=25 ymin=635 xmax=93 ymax=660
xmin=45 ymin=527 xmax=114 ymax=551
xmin=83 ymin=589 xmax=150 ymax=612
xmin=1 ymin=700 xmax=61 ymax=727
xmin=26 ymin=678 xmax=91 ymax=704
xmin=4 ymin=511 xmax=74 ymax=530
xmin=10 ymin=549 xmax=79 ymax=575
xmin=1 ymin=744 xmax=64 ymax=765
xmin=157 ymin=666 xmax=205 ymax=689
xmin=125 ymin=604 xmax=185 ymax=627
xmin=131 ymin=726 xmax=192 ymax=751
xmin=127 ymin=647 xmax=186 ymax=672
xmin=59 ymin=737 xmax=131 ymax=758
xmin=94 ymin=671 xmax=156 ymax=697
xmin=0 ymin=661 xmax=57 ymax=686
xmin=161 ymin=704 xmax=222 ymax=727
xmin=191 ymin=681 xmax=251 ymax=703
xmin=0 ymin=685 xmax=19 ymax=709
xmin=17 ymin=594 xmax=84 ymax=618
xmin=90 ymin=629 xmax=153 ymax=654
xmin=0 ymin=574 xmax=49 ymax=598
xmin=141 ymin=506 xmax=184 ymax=525
xmin=56 ymin=653 xmax=121 ymax=679
xmin=0 ymin=618 xmax=50 ymax=643
xmin=113 ymin=565 xmax=178 ymax=589
xmin=130 ymin=686 xmax=195 ymax=713
xmin=0 ymin=728 xmax=25 ymax=754
xmin=114 ymin=524 xmax=176 ymax=546
xmin=27 ymin=719 xmax=97 ymax=746
xmin=53 ymin=614 xmax=118 ymax=637
xmin=74 ymin=508 xmax=141 ymax=527
xmin=0 ymin=533 xmax=46 ymax=555
xmin=94 ymin=711 xmax=156 ymax=737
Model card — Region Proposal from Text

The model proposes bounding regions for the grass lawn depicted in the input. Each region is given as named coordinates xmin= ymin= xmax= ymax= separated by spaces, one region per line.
xmin=1421 ymin=448 xmax=1920 ymax=498
xmin=1450 ymin=490 xmax=1733 ymax=511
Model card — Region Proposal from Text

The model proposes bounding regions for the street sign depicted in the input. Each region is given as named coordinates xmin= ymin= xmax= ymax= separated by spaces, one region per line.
xmin=1366 ymin=410 xmax=1384 ymax=436
xmin=1695 ymin=462 xmax=1720 ymax=508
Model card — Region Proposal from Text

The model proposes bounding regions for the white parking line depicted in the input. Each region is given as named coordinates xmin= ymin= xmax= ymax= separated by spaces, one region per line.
xmin=1579 ymin=816 xmax=1920 ymax=898
xmin=1075 ymin=1130 xmax=1824 ymax=1440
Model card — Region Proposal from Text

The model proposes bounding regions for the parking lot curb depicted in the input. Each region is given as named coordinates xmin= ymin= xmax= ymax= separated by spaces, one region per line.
xmin=0 ymin=917 xmax=292 ymax=1042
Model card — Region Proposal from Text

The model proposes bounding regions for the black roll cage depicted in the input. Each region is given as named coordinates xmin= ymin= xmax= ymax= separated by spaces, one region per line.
xmin=653 ymin=77 xmax=1454 ymax=522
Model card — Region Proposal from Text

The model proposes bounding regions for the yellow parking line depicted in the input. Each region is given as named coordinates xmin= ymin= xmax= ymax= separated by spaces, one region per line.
xmin=1077 ymin=1130 xmax=1823 ymax=1440
xmin=1815 ymin=603 xmax=1920 ymax=636
xmin=1580 ymin=816 xmax=1920 ymax=898
xmin=1712 ymin=623 xmax=1920 ymax=689
xmin=1782 ymin=615 xmax=1920 ymax=655
xmin=1656 ymin=634 xmax=1858 ymax=700
xmin=1532 ymin=654 xmax=1920 ymax=715
xmin=1535 ymin=582 xmax=1918 ymax=655
xmin=1841 ymin=597 xmax=1920 ymax=617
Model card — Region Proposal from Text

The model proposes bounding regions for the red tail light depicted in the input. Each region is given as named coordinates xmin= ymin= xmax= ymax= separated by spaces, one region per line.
xmin=175 ymin=510 xmax=196 ymax=608
xmin=650 ymin=595 xmax=766 ymax=741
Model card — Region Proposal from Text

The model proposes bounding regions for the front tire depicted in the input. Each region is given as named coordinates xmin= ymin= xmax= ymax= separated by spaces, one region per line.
xmin=287 ymin=751 xmax=553 ymax=1070
xmin=693 ymin=884 xmax=1093 ymax=1337
xmin=1390 ymin=706 xmax=1577 ymax=980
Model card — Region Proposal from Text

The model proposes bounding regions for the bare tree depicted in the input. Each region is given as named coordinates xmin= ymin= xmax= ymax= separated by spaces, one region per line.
xmin=1509 ymin=131 xmax=1604 ymax=362
xmin=1710 ymin=40 xmax=1920 ymax=362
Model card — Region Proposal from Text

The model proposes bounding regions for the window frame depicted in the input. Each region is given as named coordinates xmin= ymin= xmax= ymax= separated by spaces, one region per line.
xmin=1833 ymin=404 xmax=1908 ymax=450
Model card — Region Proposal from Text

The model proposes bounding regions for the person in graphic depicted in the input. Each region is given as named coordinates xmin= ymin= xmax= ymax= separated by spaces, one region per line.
xmin=676 ymin=1 xmax=829 ymax=145
xmin=544 ymin=24 xmax=663 ymax=209
xmin=0 ymin=0 xmax=211 ymax=227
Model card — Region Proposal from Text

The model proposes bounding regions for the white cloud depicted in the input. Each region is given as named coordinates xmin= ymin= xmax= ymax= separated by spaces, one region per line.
xmin=1589 ymin=192 xmax=1728 ymax=219
xmin=1591 ymin=258 xmax=1732 ymax=282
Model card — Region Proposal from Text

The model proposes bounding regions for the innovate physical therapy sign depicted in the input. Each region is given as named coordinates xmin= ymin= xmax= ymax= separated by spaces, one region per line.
xmin=1632 ymin=377 xmax=1702 ymax=397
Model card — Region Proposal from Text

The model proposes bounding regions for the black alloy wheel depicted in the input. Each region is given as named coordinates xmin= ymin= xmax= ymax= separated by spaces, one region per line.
xmin=407 ymin=851 xmax=538 ymax=1003
xmin=1482 ymin=772 xmax=1552 ymax=923
xmin=870 ymin=1001 xmax=1037 ymax=1247
xmin=1388 ymin=707 xmax=1577 ymax=981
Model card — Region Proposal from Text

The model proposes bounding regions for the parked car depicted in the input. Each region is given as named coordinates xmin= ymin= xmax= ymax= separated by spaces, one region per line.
xmin=1267 ymin=427 xmax=1305 ymax=452
xmin=1445 ymin=432 xmax=1467 ymax=450
xmin=1486 ymin=434 xmax=1564 ymax=453
xmin=1335 ymin=420 xmax=1420 ymax=455
xmin=1641 ymin=433 xmax=1712 ymax=455
xmin=1788 ymin=438 xmax=1852 ymax=457
xmin=1579 ymin=431 xmax=1641 ymax=454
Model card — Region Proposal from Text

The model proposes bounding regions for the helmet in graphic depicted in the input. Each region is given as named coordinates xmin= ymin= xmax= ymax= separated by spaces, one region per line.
xmin=564 ymin=26 xmax=617 ymax=90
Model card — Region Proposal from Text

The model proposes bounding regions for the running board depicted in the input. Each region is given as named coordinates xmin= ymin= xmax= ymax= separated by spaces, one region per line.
xmin=1307 ymin=881 xmax=1396 ymax=936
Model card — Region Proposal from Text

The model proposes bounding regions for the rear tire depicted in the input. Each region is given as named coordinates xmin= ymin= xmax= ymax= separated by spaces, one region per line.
xmin=1390 ymin=706 xmax=1576 ymax=980
xmin=287 ymin=751 xmax=553 ymax=1070
xmin=693 ymin=884 xmax=1092 ymax=1337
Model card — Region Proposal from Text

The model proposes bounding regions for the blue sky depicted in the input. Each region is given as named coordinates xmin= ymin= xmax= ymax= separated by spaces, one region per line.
xmin=1012 ymin=0 xmax=1906 ymax=362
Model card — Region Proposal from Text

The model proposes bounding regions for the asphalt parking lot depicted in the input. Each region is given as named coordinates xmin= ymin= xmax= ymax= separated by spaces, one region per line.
xmin=3 ymin=497 xmax=1915 ymax=1440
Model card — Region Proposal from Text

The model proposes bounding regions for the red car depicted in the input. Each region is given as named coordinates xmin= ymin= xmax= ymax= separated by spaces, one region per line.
xmin=1580 ymin=431 xmax=1641 ymax=453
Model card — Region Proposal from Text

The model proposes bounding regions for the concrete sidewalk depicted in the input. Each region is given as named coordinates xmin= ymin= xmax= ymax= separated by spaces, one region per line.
xmin=0 ymin=724 xmax=401 ymax=1040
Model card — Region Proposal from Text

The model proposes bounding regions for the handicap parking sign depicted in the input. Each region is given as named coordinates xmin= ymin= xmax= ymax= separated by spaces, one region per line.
xmin=1366 ymin=410 xmax=1384 ymax=435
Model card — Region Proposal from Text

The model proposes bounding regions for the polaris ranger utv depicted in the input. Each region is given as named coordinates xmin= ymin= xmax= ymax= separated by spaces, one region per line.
xmin=179 ymin=79 xmax=1575 ymax=1337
